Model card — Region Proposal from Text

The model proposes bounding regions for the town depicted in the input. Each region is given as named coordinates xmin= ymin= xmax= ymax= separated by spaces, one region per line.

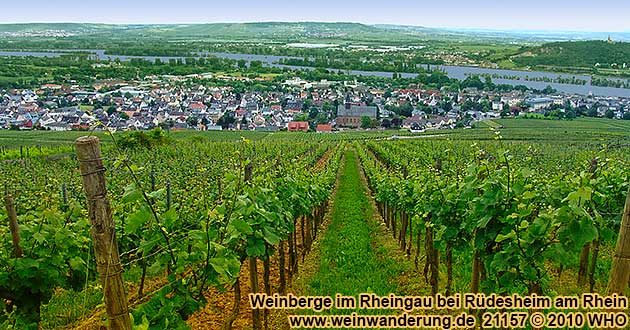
xmin=1 ymin=73 xmax=629 ymax=133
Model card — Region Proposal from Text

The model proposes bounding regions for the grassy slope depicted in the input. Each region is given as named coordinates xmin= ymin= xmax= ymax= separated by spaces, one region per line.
xmin=306 ymin=149 xmax=404 ymax=297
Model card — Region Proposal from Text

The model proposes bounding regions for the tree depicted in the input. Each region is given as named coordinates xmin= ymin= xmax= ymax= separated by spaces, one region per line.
xmin=381 ymin=118 xmax=392 ymax=128
xmin=294 ymin=113 xmax=309 ymax=122
xmin=360 ymin=116 xmax=372 ymax=129
xmin=158 ymin=120 xmax=174 ymax=130
xmin=186 ymin=116 xmax=199 ymax=127
xmin=217 ymin=111 xmax=236 ymax=129
xmin=462 ymin=100 xmax=480 ymax=112
xmin=483 ymin=76 xmax=496 ymax=90
xmin=308 ymin=107 xmax=319 ymax=119
xmin=481 ymin=99 xmax=491 ymax=112
xmin=302 ymin=99 xmax=313 ymax=111
xmin=387 ymin=102 xmax=413 ymax=117
xmin=605 ymin=109 xmax=615 ymax=119
xmin=322 ymin=101 xmax=333 ymax=113
xmin=391 ymin=117 xmax=402 ymax=128
xmin=315 ymin=113 xmax=328 ymax=124
xmin=576 ymin=105 xmax=588 ymax=117
xmin=623 ymin=111 xmax=630 ymax=120
xmin=541 ymin=85 xmax=557 ymax=94
xmin=441 ymin=100 xmax=453 ymax=112
xmin=461 ymin=76 xmax=484 ymax=90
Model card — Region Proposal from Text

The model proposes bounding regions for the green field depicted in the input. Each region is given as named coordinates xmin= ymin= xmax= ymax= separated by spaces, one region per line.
xmin=436 ymin=117 xmax=630 ymax=142
xmin=0 ymin=117 xmax=628 ymax=148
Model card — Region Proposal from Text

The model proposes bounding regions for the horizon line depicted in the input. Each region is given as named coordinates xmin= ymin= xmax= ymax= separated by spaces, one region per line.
xmin=1 ymin=21 xmax=628 ymax=34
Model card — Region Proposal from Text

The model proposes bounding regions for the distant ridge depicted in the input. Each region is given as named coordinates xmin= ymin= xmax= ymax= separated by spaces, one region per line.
xmin=0 ymin=22 xmax=628 ymax=42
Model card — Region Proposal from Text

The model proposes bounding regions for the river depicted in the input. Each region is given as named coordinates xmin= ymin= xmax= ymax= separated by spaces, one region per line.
xmin=1 ymin=49 xmax=629 ymax=98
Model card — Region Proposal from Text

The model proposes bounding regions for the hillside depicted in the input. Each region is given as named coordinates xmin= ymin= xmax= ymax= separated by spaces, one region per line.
xmin=3 ymin=22 xmax=628 ymax=44
xmin=112 ymin=22 xmax=438 ymax=43
xmin=0 ymin=23 xmax=154 ymax=35
xmin=0 ymin=22 xmax=427 ymax=42
xmin=511 ymin=40 xmax=630 ymax=68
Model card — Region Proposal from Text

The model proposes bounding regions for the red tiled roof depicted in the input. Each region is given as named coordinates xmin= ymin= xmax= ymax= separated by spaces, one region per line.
xmin=316 ymin=124 xmax=332 ymax=132
xmin=288 ymin=121 xmax=309 ymax=131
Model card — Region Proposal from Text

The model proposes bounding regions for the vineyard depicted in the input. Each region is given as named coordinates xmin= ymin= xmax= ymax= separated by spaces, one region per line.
xmin=0 ymin=120 xmax=629 ymax=330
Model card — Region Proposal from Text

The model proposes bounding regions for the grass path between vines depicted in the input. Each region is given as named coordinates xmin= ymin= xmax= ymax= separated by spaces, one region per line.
xmin=273 ymin=148 xmax=425 ymax=328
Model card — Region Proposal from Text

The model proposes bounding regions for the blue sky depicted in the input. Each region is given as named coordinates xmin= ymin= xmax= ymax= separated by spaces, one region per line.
xmin=3 ymin=0 xmax=629 ymax=32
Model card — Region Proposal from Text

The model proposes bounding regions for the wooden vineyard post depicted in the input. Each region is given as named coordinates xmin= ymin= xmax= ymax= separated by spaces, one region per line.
xmin=249 ymin=257 xmax=262 ymax=330
xmin=75 ymin=136 xmax=132 ymax=330
xmin=222 ymin=277 xmax=242 ymax=330
xmin=4 ymin=193 xmax=23 ymax=258
xmin=279 ymin=240 xmax=286 ymax=294
xmin=607 ymin=188 xmax=630 ymax=295
xmin=244 ymin=162 xmax=262 ymax=330
xmin=579 ymin=158 xmax=598 ymax=287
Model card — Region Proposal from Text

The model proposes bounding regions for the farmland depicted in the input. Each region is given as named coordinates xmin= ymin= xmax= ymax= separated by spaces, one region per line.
xmin=1 ymin=118 xmax=629 ymax=329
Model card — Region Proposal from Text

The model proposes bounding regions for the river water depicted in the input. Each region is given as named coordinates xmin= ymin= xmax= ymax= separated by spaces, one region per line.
xmin=1 ymin=49 xmax=628 ymax=98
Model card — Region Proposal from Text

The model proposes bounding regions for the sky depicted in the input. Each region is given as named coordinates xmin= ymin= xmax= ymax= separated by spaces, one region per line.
xmin=2 ymin=0 xmax=629 ymax=32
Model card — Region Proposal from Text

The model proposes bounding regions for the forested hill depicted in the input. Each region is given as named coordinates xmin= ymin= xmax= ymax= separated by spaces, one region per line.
xmin=143 ymin=22 xmax=426 ymax=41
xmin=0 ymin=22 xmax=431 ymax=41
xmin=0 ymin=23 xmax=156 ymax=35
xmin=512 ymin=40 xmax=630 ymax=68
xmin=2 ymin=22 xmax=628 ymax=44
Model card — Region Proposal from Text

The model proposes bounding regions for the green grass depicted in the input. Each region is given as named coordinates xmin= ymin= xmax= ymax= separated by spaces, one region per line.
xmin=497 ymin=59 xmax=517 ymax=69
xmin=40 ymin=286 xmax=103 ymax=329
xmin=0 ymin=117 xmax=628 ymax=156
xmin=0 ymin=130 xmax=108 ymax=148
xmin=307 ymin=149 xmax=404 ymax=299
xmin=420 ymin=117 xmax=630 ymax=143
xmin=496 ymin=117 xmax=630 ymax=130
xmin=0 ymin=130 xmax=270 ymax=149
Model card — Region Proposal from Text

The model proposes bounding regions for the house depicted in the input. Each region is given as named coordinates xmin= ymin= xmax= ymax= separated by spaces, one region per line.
xmin=171 ymin=122 xmax=190 ymax=131
xmin=402 ymin=115 xmax=427 ymax=130
xmin=527 ymin=97 xmax=554 ymax=111
xmin=426 ymin=116 xmax=456 ymax=129
xmin=316 ymin=124 xmax=333 ymax=133
xmin=47 ymin=122 xmax=70 ymax=131
xmin=41 ymin=84 xmax=62 ymax=91
xmin=288 ymin=121 xmax=309 ymax=132
xmin=188 ymin=102 xmax=207 ymax=113
xmin=336 ymin=104 xmax=377 ymax=127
